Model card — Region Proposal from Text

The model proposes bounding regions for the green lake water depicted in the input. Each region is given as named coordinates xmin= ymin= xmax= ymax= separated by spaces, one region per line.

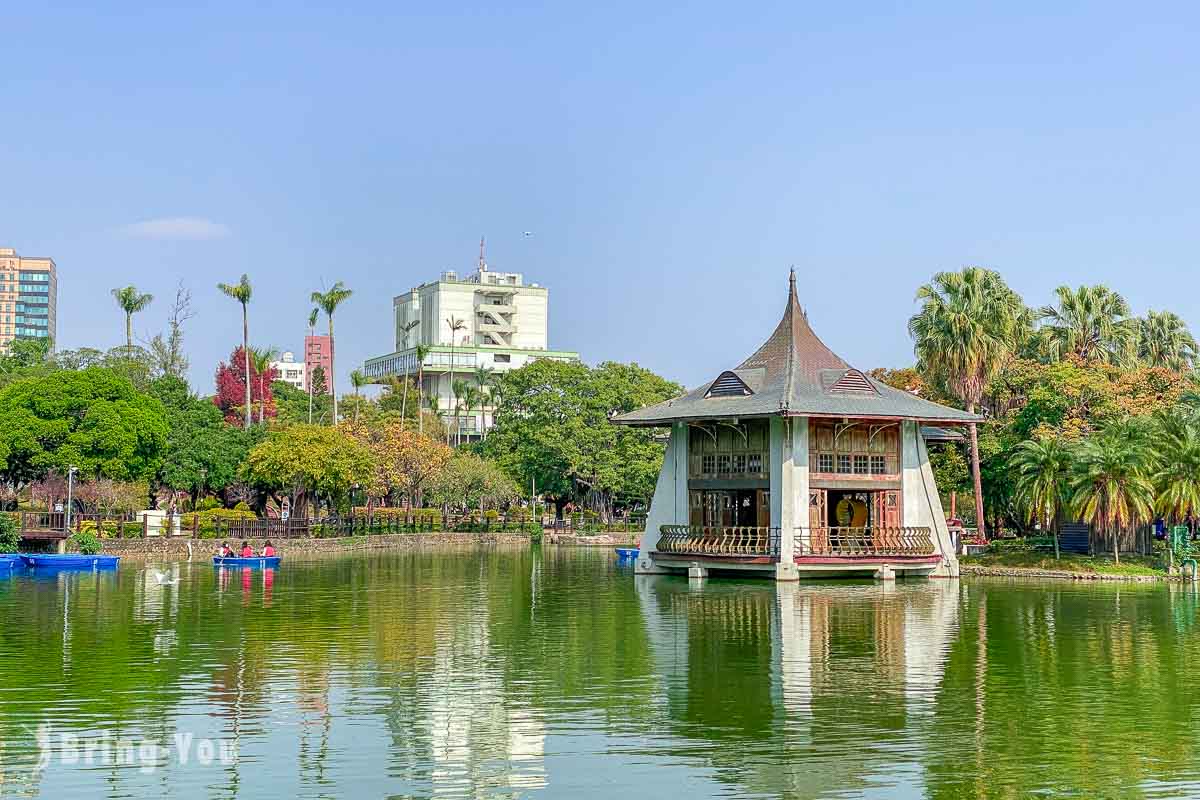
xmin=2 ymin=548 xmax=1200 ymax=799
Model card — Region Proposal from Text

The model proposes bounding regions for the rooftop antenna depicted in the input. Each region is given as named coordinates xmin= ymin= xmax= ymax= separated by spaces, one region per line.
xmin=478 ymin=236 xmax=487 ymax=272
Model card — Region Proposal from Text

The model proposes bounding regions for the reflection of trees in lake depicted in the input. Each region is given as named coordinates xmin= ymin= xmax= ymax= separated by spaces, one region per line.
xmin=926 ymin=581 xmax=1200 ymax=799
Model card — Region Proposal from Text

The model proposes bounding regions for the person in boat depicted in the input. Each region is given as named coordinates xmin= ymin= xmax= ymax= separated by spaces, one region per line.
xmin=219 ymin=542 xmax=233 ymax=558
xmin=262 ymin=541 xmax=276 ymax=557
xmin=240 ymin=541 xmax=253 ymax=557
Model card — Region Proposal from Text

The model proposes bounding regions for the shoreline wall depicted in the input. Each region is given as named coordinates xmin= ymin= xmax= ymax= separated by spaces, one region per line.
xmin=81 ymin=531 xmax=641 ymax=557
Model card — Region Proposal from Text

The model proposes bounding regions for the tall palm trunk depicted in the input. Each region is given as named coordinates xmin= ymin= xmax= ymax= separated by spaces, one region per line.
xmin=400 ymin=377 xmax=409 ymax=429
xmin=125 ymin=313 xmax=133 ymax=348
xmin=417 ymin=364 xmax=425 ymax=435
xmin=967 ymin=404 xmax=986 ymax=541
xmin=328 ymin=317 xmax=338 ymax=423
xmin=241 ymin=305 xmax=251 ymax=430
xmin=447 ymin=345 xmax=455 ymax=447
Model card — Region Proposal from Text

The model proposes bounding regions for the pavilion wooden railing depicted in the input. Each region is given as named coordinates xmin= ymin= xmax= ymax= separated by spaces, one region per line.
xmin=795 ymin=526 xmax=935 ymax=557
xmin=655 ymin=525 xmax=780 ymax=558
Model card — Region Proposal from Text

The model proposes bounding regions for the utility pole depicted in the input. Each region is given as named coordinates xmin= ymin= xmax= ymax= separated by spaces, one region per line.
xmin=65 ymin=465 xmax=78 ymax=532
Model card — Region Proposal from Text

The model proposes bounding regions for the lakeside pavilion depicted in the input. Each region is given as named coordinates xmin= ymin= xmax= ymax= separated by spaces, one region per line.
xmin=612 ymin=271 xmax=978 ymax=581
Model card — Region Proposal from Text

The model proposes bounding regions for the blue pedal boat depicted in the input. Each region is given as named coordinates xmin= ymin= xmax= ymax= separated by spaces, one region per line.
xmin=21 ymin=554 xmax=121 ymax=570
xmin=0 ymin=554 xmax=22 ymax=568
xmin=213 ymin=556 xmax=281 ymax=569
xmin=615 ymin=548 xmax=639 ymax=560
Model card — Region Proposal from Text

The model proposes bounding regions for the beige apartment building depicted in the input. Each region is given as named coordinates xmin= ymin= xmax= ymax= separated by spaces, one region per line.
xmin=0 ymin=248 xmax=57 ymax=351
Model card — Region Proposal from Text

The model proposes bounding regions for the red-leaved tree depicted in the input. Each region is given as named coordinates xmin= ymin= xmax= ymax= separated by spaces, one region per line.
xmin=214 ymin=346 xmax=277 ymax=425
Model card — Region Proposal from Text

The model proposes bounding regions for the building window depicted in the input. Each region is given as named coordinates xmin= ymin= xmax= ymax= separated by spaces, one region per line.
xmin=747 ymin=452 xmax=763 ymax=473
xmin=732 ymin=453 xmax=746 ymax=474
xmin=837 ymin=454 xmax=851 ymax=474
xmin=854 ymin=454 xmax=869 ymax=475
xmin=494 ymin=354 xmax=510 ymax=363
xmin=870 ymin=455 xmax=886 ymax=475
xmin=817 ymin=453 xmax=834 ymax=472
xmin=716 ymin=454 xmax=731 ymax=475
xmin=702 ymin=454 xmax=715 ymax=474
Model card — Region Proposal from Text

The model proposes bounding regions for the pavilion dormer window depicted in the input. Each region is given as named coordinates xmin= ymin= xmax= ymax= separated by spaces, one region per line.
xmin=705 ymin=371 xmax=753 ymax=398
xmin=828 ymin=369 xmax=878 ymax=395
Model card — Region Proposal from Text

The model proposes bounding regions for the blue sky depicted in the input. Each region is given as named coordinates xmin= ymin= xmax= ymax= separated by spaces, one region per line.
xmin=3 ymin=2 xmax=1199 ymax=393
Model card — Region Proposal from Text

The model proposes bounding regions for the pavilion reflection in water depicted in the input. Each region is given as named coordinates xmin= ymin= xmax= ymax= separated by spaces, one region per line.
xmin=635 ymin=575 xmax=959 ymax=798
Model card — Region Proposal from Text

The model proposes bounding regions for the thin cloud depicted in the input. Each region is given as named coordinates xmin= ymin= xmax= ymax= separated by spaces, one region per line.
xmin=120 ymin=217 xmax=230 ymax=240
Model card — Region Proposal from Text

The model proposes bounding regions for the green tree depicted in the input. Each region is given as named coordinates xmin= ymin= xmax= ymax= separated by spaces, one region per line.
xmin=444 ymin=316 xmax=467 ymax=444
xmin=0 ymin=368 xmax=169 ymax=485
xmin=151 ymin=377 xmax=254 ymax=504
xmin=310 ymin=365 xmax=328 ymax=398
xmin=1151 ymin=409 xmax=1200 ymax=527
xmin=473 ymin=365 xmax=493 ymax=437
xmin=482 ymin=360 xmax=681 ymax=517
xmin=272 ymin=379 xmax=332 ymax=427
xmin=1137 ymin=310 xmax=1197 ymax=371
xmin=1070 ymin=424 xmax=1155 ymax=564
xmin=307 ymin=307 xmax=320 ymax=423
xmin=310 ymin=282 xmax=353 ymax=424
xmin=241 ymin=424 xmax=372 ymax=517
xmin=414 ymin=343 xmax=431 ymax=435
xmin=349 ymin=369 xmax=369 ymax=423
xmin=909 ymin=267 xmax=1026 ymax=539
xmin=1010 ymin=437 xmax=1073 ymax=559
xmin=249 ymin=346 xmax=278 ymax=424
xmin=1037 ymin=284 xmax=1135 ymax=365
xmin=110 ymin=285 xmax=154 ymax=349
xmin=217 ymin=274 xmax=254 ymax=430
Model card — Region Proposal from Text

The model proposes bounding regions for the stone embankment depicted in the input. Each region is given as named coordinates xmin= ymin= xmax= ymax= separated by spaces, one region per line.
xmin=80 ymin=530 xmax=641 ymax=557
xmin=960 ymin=564 xmax=1166 ymax=582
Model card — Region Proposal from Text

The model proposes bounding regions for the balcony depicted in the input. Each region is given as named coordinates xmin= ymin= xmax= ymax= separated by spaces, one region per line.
xmin=656 ymin=525 xmax=779 ymax=559
xmin=795 ymin=527 xmax=935 ymax=558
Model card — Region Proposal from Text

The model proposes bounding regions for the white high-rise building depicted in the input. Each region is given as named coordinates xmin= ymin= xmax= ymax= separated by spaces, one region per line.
xmin=364 ymin=240 xmax=579 ymax=441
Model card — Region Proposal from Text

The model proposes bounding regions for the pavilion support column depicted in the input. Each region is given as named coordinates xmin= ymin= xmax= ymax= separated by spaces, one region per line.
xmin=771 ymin=415 xmax=801 ymax=581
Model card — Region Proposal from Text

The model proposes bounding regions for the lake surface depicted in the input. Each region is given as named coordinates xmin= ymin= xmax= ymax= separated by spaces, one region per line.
xmin=2 ymin=548 xmax=1200 ymax=799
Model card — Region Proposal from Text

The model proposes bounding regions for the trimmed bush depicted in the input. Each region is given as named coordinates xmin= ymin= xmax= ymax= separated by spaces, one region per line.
xmin=72 ymin=529 xmax=102 ymax=555
xmin=0 ymin=512 xmax=18 ymax=554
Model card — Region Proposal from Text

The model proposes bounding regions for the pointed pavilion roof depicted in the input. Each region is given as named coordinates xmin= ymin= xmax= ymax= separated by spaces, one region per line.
xmin=613 ymin=270 xmax=980 ymax=426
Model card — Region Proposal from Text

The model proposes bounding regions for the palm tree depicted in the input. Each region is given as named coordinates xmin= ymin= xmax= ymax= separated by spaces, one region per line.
xmin=414 ymin=343 xmax=431 ymax=435
xmin=909 ymin=267 xmax=1025 ymax=540
xmin=473 ymin=365 xmax=493 ymax=437
xmin=111 ymin=286 xmax=154 ymax=349
xmin=1037 ymin=284 xmax=1136 ymax=365
xmin=307 ymin=307 xmax=319 ymax=424
xmin=1010 ymin=438 xmax=1073 ymax=559
xmin=311 ymin=282 xmax=354 ymax=423
xmin=249 ymin=346 xmax=278 ymax=424
xmin=349 ymin=369 xmax=368 ymax=423
xmin=444 ymin=316 xmax=467 ymax=444
xmin=1138 ymin=310 xmax=1198 ymax=371
xmin=1152 ymin=410 xmax=1200 ymax=531
xmin=1070 ymin=427 xmax=1155 ymax=564
xmin=217 ymin=275 xmax=254 ymax=429
xmin=451 ymin=378 xmax=469 ymax=446
xmin=401 ymin=319 xmax=420 ymax=349
xmin=458 ymin=383 xmax=481 ymax=445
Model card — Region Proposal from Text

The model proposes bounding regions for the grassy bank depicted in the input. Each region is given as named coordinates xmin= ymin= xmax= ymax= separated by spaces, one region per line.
xmin=961 ymin=550 xmax=1167 ymax=577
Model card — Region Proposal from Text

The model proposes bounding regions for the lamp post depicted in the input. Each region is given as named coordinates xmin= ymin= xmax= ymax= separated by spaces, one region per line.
xmin=65 ymin=465 xmax=78 ymax=532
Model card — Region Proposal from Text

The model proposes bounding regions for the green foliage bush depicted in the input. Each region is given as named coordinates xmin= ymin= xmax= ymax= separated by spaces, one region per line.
xmin=194 ymin=497 xmax=222 ymax=512
xmin=78 ymin=519 xmax=142 ymax=539
xmin=0 ymin=513 xmax=19 ymax=554
xmin=72 ymin=529 xmax=102 ymax=555
xmin=182 ymin=508 xmax=258 ymax=539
